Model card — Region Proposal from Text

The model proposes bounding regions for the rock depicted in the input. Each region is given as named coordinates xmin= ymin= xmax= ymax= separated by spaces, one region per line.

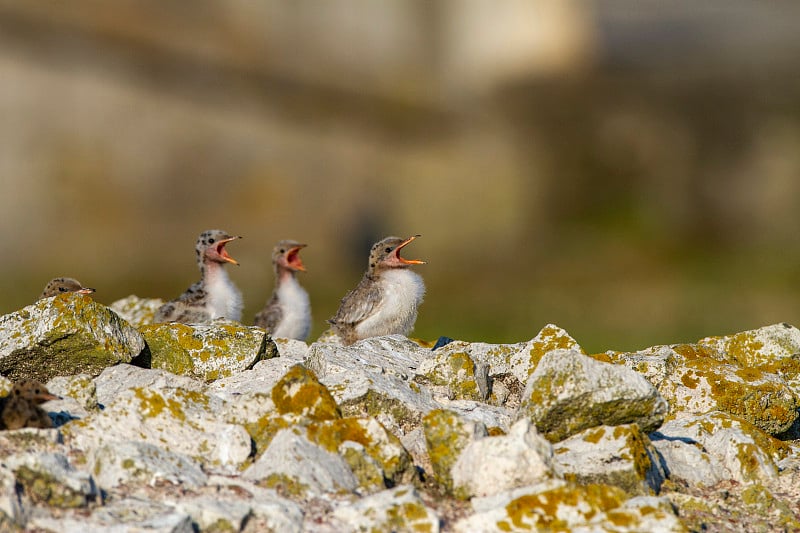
xmin=46 ymin=374 xmax=98 ymax=411
xmin=29 ymin=498 xmax=194 ymax=533
xmin=6 ymin=452 xmax=96 ymax=509
xmin=0 ymin=293 xmax=145 ymax=382
xmin=306 ymin=335 xmax=431 ymax=381
xmin=306 ymin=416 xmax=416 ymax=491
xmin=139 ymin=320 xmax=276 ymax=382
xmin=655 ymin=411 xmax=782 ymax=483
xmin=517 ymin=349 xmax=668 ymax=442
xmin=90 ymin=440 xmax=208 ymax=489
xmin=271 ymin=365 xmax=341 ymax=422
xmin=64 ymin=386 xmax=252 ymax=473
xmin=109 ymin=295 xmax=165 ymax=328
xmin=0 ymin=464 xmax=23 ymax=529
xmin=330 ymin=485 xmax=440 ymax=532
xmin=423 ymin=409 xmax=487 ymax=493
xmin=696 ymin=322 xmax=800 ymax=368
xmin=553 ymin=424 xmax=666 ymax=496
xmin=242 ymin=428 xmax=358 ymax=498
xmin=205 ymin=476 xmax=305 ymax=533
xmin=273 ymin=338 xmax=310 ymax=360
xmin=451 ymin=418 xmax=559 ymax=499
xmin=658 ymin=355 xmax=797 ymax=435
xmin=415 ymin=349 xmax=487 ymax=401
xmin=171 ymin=496 xmax=252 ymax=533
xmin=93 ymin=363 xmax=205 ymax=408
xmin=649 ymin=435 xmax=723 ymax=487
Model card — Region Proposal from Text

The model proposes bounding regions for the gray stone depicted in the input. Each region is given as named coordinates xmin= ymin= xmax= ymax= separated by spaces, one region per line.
xmin=93 ymin=364 xmax=205 ymax=408
xmin=6 ymin=452 xmax=96 ymax=509
xmin=0 ymin=293 xmax=145 ymax=382
xmin=330 ymin=485 xmax=440 ymax=532
xmin=109 ymin=295 xmax=165 ymax=328
xmin=91 ymin=441 xmax=208 ymax=489
xmin=517 ymin=349 xmax=668 ymax=442
xmin=306 ymin=334 xmax=431 ymax=381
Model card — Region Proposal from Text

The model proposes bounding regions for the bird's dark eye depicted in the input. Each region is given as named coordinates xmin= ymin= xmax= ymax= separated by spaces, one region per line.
xmin=59 ymin=287 xmax=67 ymax=292
xmin=34 ymin=388 xmax=40 ymax=394
xmin=385 ymin=247 xmax=392 ymax=253
xmin=208 ymin=238 xmax=215 ymax=244
xmin=14 ymin=389 xmax=20 ymax=395
xmin=279 ymin=249 xmax=285 ymax=254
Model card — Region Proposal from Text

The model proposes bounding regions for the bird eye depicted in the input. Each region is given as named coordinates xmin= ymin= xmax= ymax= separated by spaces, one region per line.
xmin=59 ymin=287 xmax=67 ymax=292
xmin=385 ymin=247 xmax=392 ymax=253
xmin=279 ymin=249 xmax=285 ymax=254
xmin=34 ymin=388 xmax=40 ymax=394
xmin=208 ymin=238 xmax=215 ymax=244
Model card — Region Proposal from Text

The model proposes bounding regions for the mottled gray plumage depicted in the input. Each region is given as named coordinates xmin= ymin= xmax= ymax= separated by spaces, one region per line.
xmin=38 ymin=277 xmax=95 ymax=300
xmin=254 ymin=240 xmax=311 ymax=340
xmin=329 ymin=235 xmax=425 ymax=345
xmin=155 ymin=229 xmax=243 ymax=324
xmin=0 ymin=379 xmax=59 ymax=430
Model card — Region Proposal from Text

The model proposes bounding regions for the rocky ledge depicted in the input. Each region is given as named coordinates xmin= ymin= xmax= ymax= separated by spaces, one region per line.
xmin=1 ymin=293 xmax=800 ymax=531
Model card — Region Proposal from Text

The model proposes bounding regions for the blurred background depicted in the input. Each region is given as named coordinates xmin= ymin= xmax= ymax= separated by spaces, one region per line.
xmin=2 ymin=0 xmax=800 ymax=353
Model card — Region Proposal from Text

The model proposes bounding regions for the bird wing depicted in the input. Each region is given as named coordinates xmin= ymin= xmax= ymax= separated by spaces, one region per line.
xmin=155 ymin=282 xmax=208 ymax=323
xmin=254 ymin=293 xmax=283 ymax=331
xmin=329 ymin=277 xmax=383 ymax=327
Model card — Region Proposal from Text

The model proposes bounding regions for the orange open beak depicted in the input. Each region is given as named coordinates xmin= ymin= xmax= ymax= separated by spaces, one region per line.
xmin=286 ymin=244 xmax=307 ymax=272
xmin=217 ymin=236 xmax=240 ymax=265
xmin=395 ymin=235 xmax=425 ymax=265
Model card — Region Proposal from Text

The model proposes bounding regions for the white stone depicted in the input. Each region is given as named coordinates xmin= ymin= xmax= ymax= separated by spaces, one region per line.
xmin=91 ymin=441 xmax=208 ymax=489
xmin=93 ymin=364 xmax=205 ymax=409
xmin=330 ymin=485 xmax=439 ymax=532
xmin=650 ymin=437 xmax=723 ymax=486
xmin=451 ymin=418 xmax=558 ymax=498
xmin=306 ymin=334 xmax=432 ymax=380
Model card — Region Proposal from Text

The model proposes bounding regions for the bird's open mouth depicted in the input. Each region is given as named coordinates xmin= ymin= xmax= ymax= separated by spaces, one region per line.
xmin=286 ymin=245 xmax=307 ymax=272
xmin=217 ymin=237 xmax=240 ymax=265
xmin=394 ymin=235 xmax=425 ymax=265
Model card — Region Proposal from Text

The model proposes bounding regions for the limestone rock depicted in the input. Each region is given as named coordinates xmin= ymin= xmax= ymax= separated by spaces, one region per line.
xmin=29 ymin=498 xmax=194 ymax=533
xmin=171 ymin=496 xmax=252 ymax=533
xmin=517 ymin=349 xmax=668 ymax=442
xmin=139 ymin=320 xmax=276 ymax=382
xmin=272 ymin=365 xmax=341 ymax=422
xmin=109 ymin=295 xmax=165 ymax=328
xmin=46 ymin=374 xmax=98 ymax=411
xmin=650 ymin=436 xmax=724 ymax=487
xmin=655 ymin=411 xmax=781 ymax=483
xmin=93 ymin=363 xmax=205 ymax=408
xmin=553 ymin=424 xmax=665 ymax=496
xmin=6 ymin=452 xmax=96 ymax=509
xmin=658 ymin=355 xmax=797 ymax=435
xmin=696 ymin=322 xmax=800 ymax=368
xmin=273 ymin=338 xmax=310 ymax=361
xmin=423 ymin=409 xmax=487 ymax=493
xmin=91 ymin=440 xmax=208 ymax=489
xmin=451 ymin=418 xmax=559 ymax=499
xmin=416 ymin=349 xmax=487 ymax=401
xmin=205 ymin=476 xmax=305 ymax=533
xmin=64 ymin=386 xmax=252 ymax=473
xmin=0 ymin=464 xmax=23 ymax=529
xmin=330 ymin=485 xmax=440 ymax=532
xmin=306 ymin=334 xmax=431 ymax=381
xmin=242 ymin=428 xmax=358 ymax=498
xmin=0 ymin=293 xmax=145 ymax=382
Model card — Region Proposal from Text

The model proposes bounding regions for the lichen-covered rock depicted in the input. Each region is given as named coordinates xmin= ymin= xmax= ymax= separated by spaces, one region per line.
xmin=172 ymin=496 xmax=252 ymax=533
xmin=650 ymin=435 xmax=723 ymax=487
xmin=64 ymin=386 xmax=252 ymax=472
xmin=306 ymin=417 xmax=415 ymax=490
xmin=139 ymin=320 xmax=276 ymax=382
xmin=415 ymin=349 xmax=487 ymax=401
xmin=517 ymin=349 xmax=668 ymax=442
xmin=0 ymin=293 xmax=145 ymax=382
xmin=451 ymin=418 xmax=559 ymax=499
xmin=28 ymin=498 xmax=194 ymax=533
xmin=93 ymin=363 xmax=205 ymax=408
xmin=242 ymin=428 xmax=358 ymax=498
xmin=658 ymin=356 xmax=797 ymax=435
xmin=0 ymin=465 xmax=23 ymax=529
xmin=205 ymin=476 xmax=305 ymax=533
xmin=330 ymin=485 xmax=440 ymax=532
xmin=605 ymin=344 xmax=682 ymax=389
xmin=306 ymin=334 xmax=431 ymax=380
xmin=90 ymin=440 xmax=208 ymax=489
xmin=423 ymin=409 xmax=487 ymax=494
xmin=455 ymin=483 xmax=685 ymax=533
xmin=6 ymin=453 xmax=96 ymax=509
xmin=273 ymin=338 xmax=310 ymax=361
xmin=46 ymin=374 xmax=98 ymax=411
xmin=109 ymin=295 xmax=165 ymax=328
xmin=696 ymin=322 xmax=800 ymax=368
xmin=554 ymin=424 xmax=665 ymax=496
xmin=656 ymin=411 xmax=782 ymax=483
xmin=272 ymin=365 xmax=341 ymax=422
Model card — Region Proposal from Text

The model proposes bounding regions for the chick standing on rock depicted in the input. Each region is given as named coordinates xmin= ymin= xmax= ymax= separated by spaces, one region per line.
xmin=254 ymin=240 xmax=311 ymax=340
xmin=38 ymin=278 xmax=95 ymax=300
xmin=0 ymin=379 xmax=59 ymax=430
xmin=155 ymin=229 xmax=243 ymax=324
xmin=329 ymin=235 xmax=425 ymax=345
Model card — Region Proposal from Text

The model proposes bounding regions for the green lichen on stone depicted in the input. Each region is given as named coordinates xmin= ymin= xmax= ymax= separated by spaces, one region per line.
xmin=416 ymin=352 xmax=482 ymax=401
xmin=528 ymin=325 xmax=585 ymax=374
xmin=378 ymin=501 xmax=434 ymax=533
xmin=259 ymin=473 xmax=309 ymax=498
xmin=244 ymin=413 xmax=292 ymax=457
xmin=139 ymin=324 xmax=198 ymax=376
xmin=205 ymin=518 xmax=237 ymax=533
xmin=340 ymin=446 xmax=386 ymax=493
xmin=498 ymin=483 xmax=627 ymax=530
xmin=14 ymin=465 xmax=89 ymax=509
xmin=272 ymin=365 xmax=341 ymax=422
xmin=422 ymin=410 xmax=476 ymax=495
xmin=132 ymin=388 xmax=186 ymax=421
xmin=306 ymin=417 xmax=413 ymax=487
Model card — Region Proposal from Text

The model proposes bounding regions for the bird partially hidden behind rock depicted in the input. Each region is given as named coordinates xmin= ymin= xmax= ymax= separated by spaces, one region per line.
xmin=254 ymin=240 xmax=311 ymax=341
xmin=329 ymin=235 xmax=425 ymax=345
xmin=0 ymin=379 xmax=60 ymax=430
xmin=38 ymin=277 xmax=95 ymax=300
xmin=155 ymin=229 xmax=243 ymax=324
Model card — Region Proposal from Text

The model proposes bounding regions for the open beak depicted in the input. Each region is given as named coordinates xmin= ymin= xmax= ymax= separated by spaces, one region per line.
xmin=394 ymin=235 xmax=425 ymax=265
xmin=78 ymin=287 xmax=95 ymax=295
xmin=39 ymin=391 xmax=61 ymax=403
xmin=217 ymin=236 xmax=240 ymax=265
xmin=286 ymin=244 xmax=307 ymax=272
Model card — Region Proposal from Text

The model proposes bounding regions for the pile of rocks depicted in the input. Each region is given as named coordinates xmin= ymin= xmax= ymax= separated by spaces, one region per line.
xmin=1 ymin=293 xmax=799 ymax=531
